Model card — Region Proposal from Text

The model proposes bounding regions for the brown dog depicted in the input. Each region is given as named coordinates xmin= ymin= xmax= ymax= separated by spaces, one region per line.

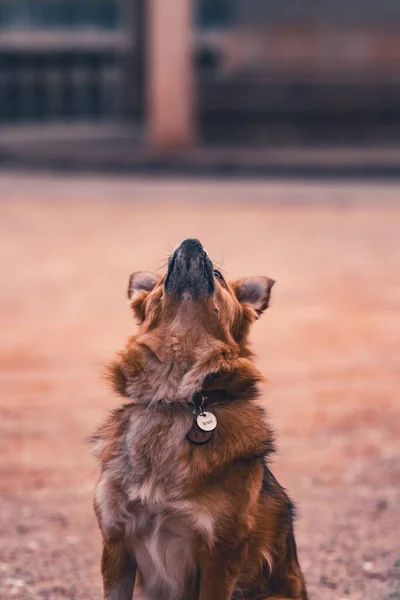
xmin=91 ymin=238 xmax=307 ymax=600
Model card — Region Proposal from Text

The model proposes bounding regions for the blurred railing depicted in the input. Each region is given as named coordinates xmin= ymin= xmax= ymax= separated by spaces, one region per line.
xmin=196 ymin=24 xmax=400 ymax=143
xmin=0 ymin=32 xmax=129 ymax=122
xmin=0 ymin=0 xmax=119 ymax=29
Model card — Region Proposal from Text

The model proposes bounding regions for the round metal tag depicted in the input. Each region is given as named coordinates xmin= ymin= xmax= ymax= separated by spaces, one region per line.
xmin=196 ymin=412 xmax=217 ymax=432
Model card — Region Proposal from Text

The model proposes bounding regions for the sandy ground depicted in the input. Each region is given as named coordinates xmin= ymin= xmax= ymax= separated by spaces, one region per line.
xmin=0 ymin=173 xmax=399 ymax=600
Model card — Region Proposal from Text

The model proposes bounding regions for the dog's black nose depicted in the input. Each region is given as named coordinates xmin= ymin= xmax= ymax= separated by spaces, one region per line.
xmin=175 ymin=239 xmax=204 ymax=266
xmin=177 ymin=238 xmax=203 ymax=253
xmin=165 ymin=238 xmax=214 ymax=299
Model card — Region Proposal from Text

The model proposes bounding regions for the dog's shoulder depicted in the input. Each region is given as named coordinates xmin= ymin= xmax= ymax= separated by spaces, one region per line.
xmin=89 ymin=402 xmax=138 ymax=464
xmin=204 ymin=399 xmax=275 ymax=466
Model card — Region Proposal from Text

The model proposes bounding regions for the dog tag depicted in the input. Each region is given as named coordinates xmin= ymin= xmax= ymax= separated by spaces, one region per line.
xmin=187 ymin=421 xmax=214 ymax=445
xmin=196 ymin=412 xmax=217 ymax=431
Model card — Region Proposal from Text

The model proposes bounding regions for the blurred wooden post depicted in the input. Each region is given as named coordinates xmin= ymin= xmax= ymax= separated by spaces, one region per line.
xmin=147 ymin=0 xmax=195 ymax=150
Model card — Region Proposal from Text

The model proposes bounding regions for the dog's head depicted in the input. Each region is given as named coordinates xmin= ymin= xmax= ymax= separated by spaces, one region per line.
xmin=127 ymin=238 xmax=274 ymax=353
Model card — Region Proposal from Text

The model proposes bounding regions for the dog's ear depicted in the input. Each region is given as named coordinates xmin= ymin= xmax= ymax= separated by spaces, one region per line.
xmin=128 ymin=272 xmax=159 ymax=323
xmin=127 ymin=271 xmax=158 ymax=300
xmin=232 ymin=276 xmax=275 ymax=316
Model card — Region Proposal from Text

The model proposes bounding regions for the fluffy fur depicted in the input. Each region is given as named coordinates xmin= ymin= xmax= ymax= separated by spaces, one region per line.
xmin=92 ymin=249 xmax=307 ymax=600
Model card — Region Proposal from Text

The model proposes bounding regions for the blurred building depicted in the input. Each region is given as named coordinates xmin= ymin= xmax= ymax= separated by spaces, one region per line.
xmin=1 ymin=0 xmax=400 ymax=149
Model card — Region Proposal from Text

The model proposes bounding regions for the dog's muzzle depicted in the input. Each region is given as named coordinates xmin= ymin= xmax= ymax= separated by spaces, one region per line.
xmin=164 ymin=238 xmax=215 ymax=299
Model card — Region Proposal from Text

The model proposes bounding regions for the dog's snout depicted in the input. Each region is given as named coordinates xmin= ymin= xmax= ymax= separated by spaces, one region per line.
xmin=175 ymin=239 xmax=206 ymax=270
xmin=176 ymin=238 xmax=204 ymax=256
xmin=165 ymin=238 xmax=214 ymax=299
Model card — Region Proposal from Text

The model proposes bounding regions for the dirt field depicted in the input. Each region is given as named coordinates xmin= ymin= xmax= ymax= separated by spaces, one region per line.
xmin=0 ymin=173 xmax=399 ymax=600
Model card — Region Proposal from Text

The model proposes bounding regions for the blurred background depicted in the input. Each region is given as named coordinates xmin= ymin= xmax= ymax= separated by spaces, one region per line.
xmin=1 ymin=0 xmax=400 ymax=168
xmin=0 ymin=2 xmax=400 ymax=600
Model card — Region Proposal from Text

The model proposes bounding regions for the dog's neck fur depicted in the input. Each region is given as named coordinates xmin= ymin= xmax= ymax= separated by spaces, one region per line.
xmin=108 ymin=328 xmax=262 ymax=406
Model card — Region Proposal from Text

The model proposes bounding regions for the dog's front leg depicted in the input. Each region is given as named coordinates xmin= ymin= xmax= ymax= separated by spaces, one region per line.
xmin=198 ymin=541 xmax=247 ymax=600
xmin=101 ymin=538 xmax=137 ymax=600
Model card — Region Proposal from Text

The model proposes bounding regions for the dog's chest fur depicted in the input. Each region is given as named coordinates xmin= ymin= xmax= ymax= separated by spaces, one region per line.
xmin=95 ymin=407 xmax=214 ymax=600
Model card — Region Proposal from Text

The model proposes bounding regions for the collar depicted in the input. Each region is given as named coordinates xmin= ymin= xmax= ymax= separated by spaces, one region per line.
xmin=190 ymin=389 xmax=228 ymax=412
